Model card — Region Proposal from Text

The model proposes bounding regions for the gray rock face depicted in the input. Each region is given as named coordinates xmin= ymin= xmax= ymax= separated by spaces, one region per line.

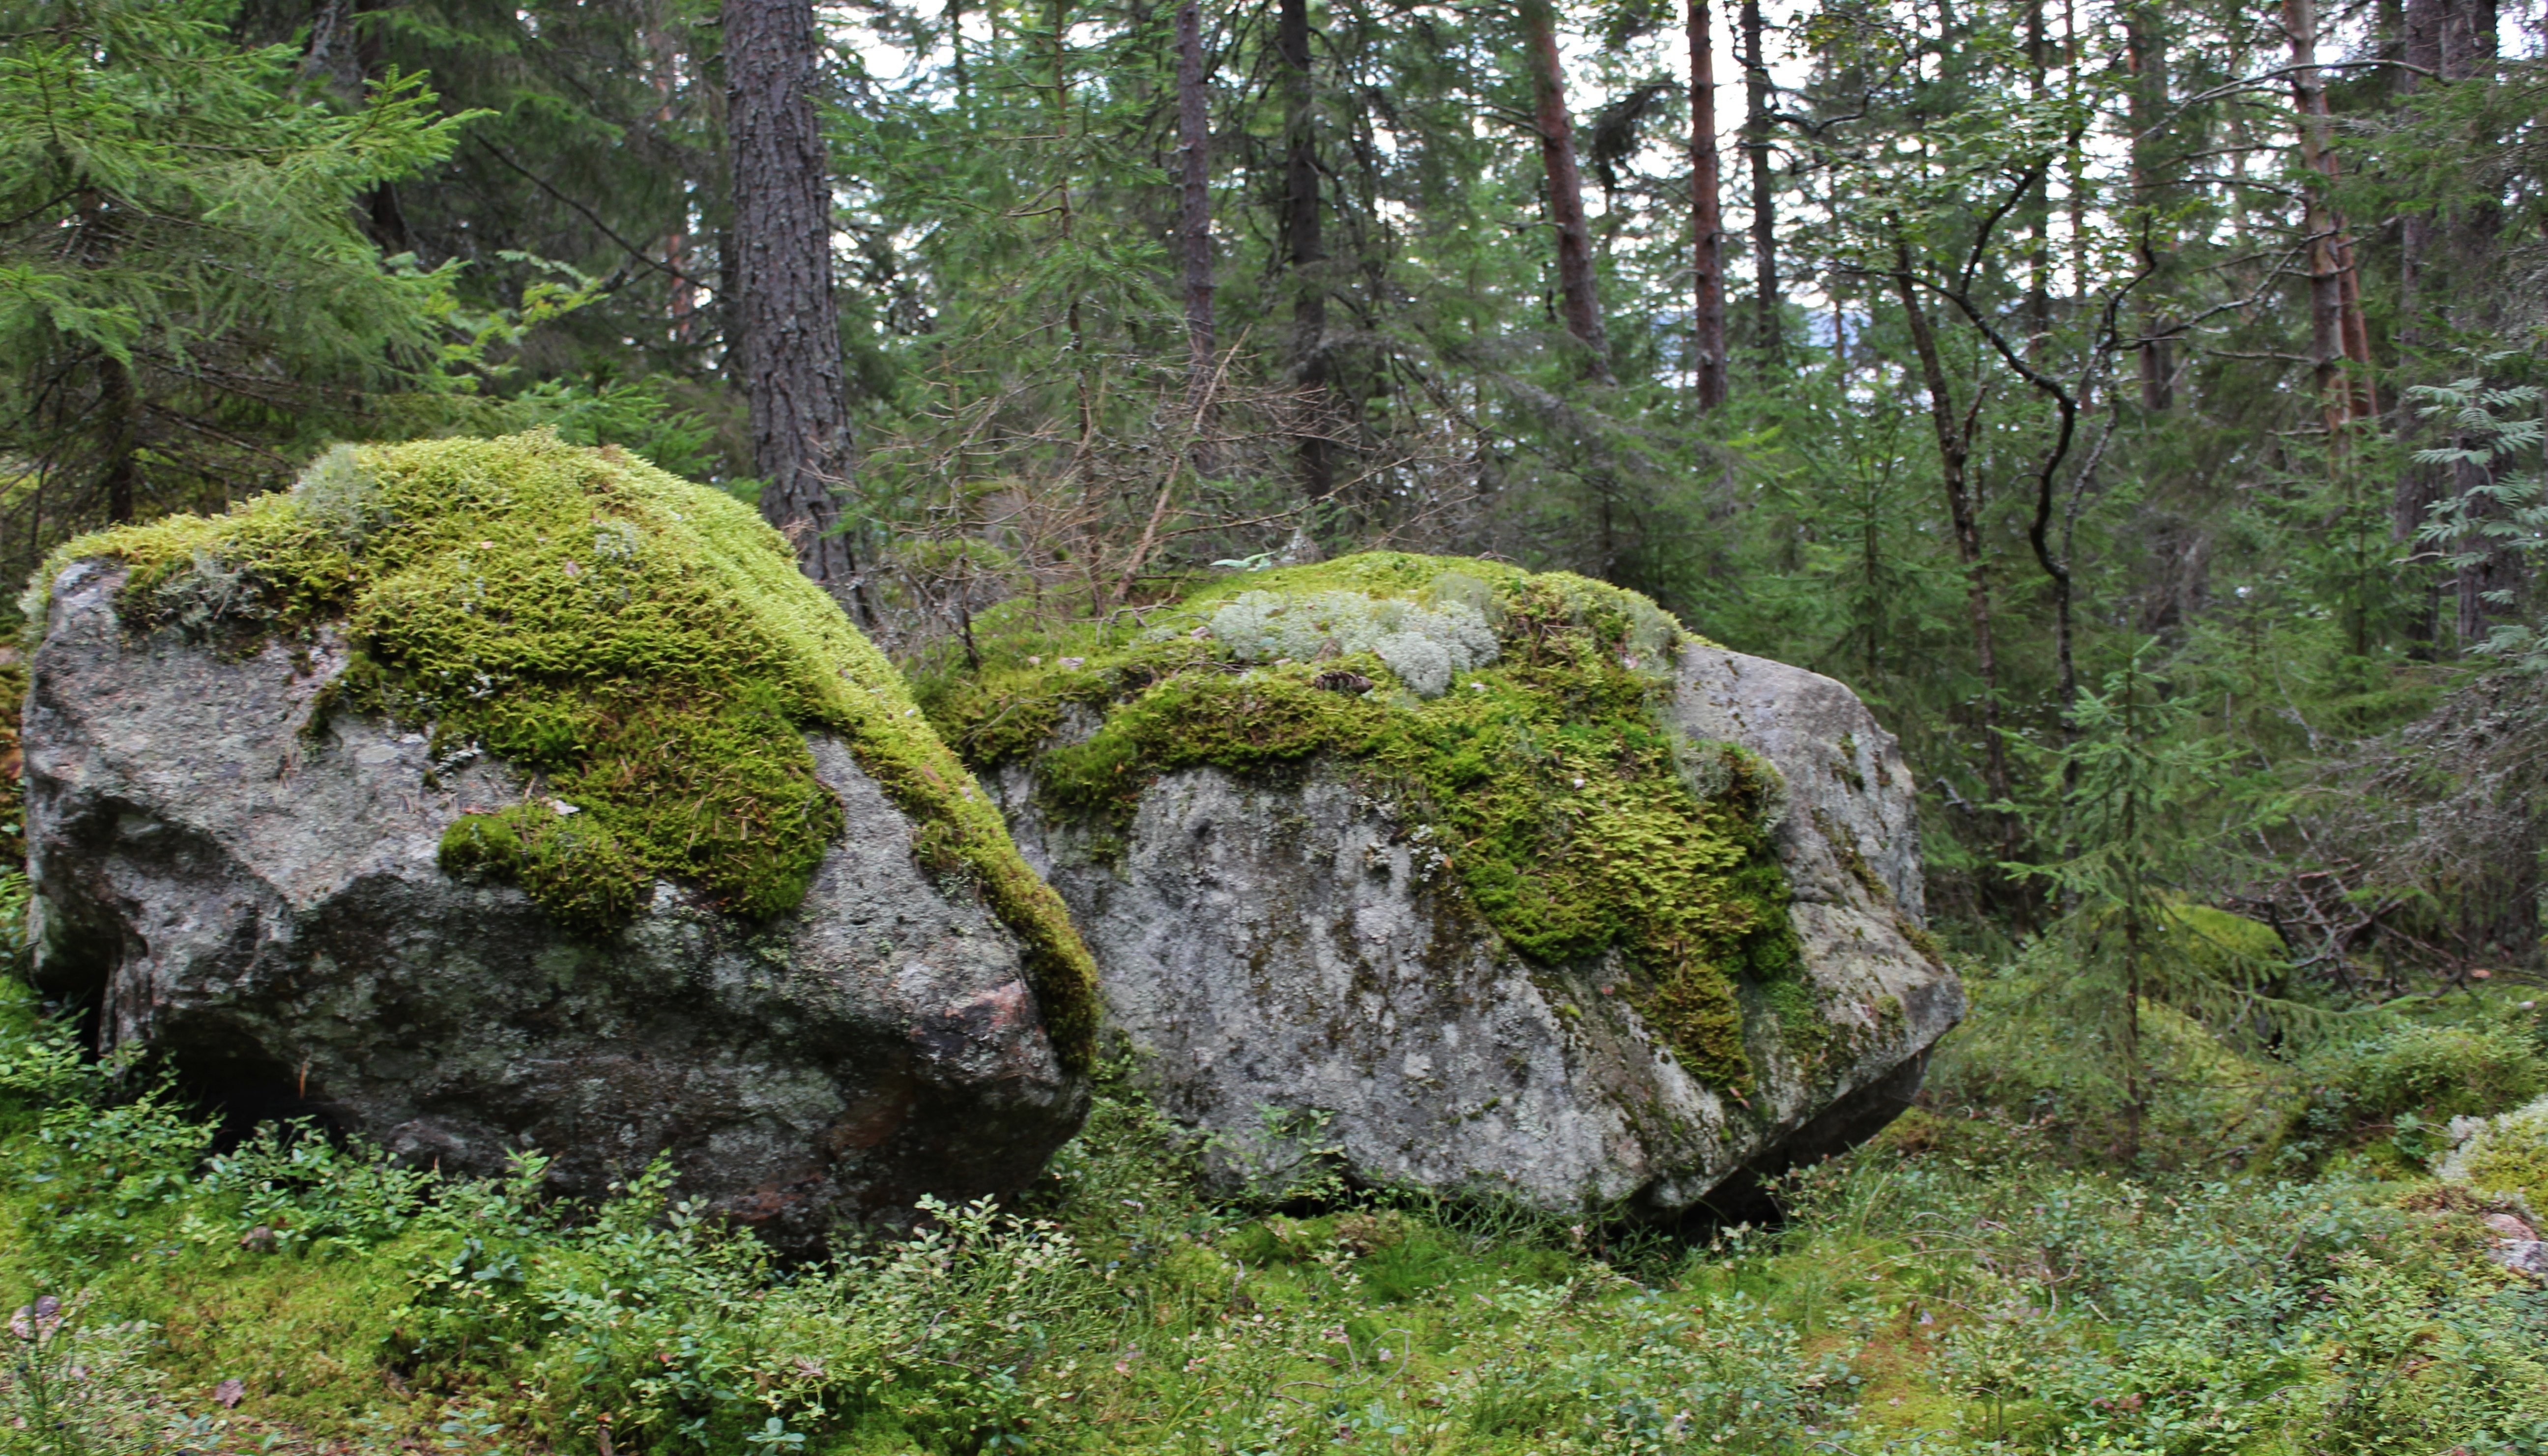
xmin=24 ymin=562 xmax=1082 ymax=1245
xmin=997 ymin=642 xmax=1961 ymax=1215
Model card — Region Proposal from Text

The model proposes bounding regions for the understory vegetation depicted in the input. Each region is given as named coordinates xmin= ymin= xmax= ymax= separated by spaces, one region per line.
xmin=0 ymin=958 xmax=2541 ymax=1455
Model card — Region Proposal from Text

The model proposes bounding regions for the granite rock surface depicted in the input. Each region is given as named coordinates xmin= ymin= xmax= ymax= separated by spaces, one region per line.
xmin=996 ymin=642 xmax=1961 ymax=1215
xmin=24 ymin=561 xmax=1082 ymax=1246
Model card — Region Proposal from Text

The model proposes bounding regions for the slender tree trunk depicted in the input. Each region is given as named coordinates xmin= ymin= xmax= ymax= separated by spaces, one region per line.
xmin=2397 ymin=0 xmax=2438 ymax=360
xmin=1689 ymin=0 xmax=1728 ymax=411
xmin=2064 ymin=0 xmax=2087 ymax=290
xmin=98 ymin=354 xmax=137 ymax=525
xmin=1176 ymin=0 xmax=1214 ymax=404
xmin=2124 ymin=2 xmax=2172 ymax=410
xmin=1522 ymin=0 xmax=1610 ymax=382
xmin=2121 ymin=851 xmax=2145 ymax=1161
xmin=2395 ymin=0 xmax=2442 ymax=630
xmin=2284 ymin=0 xmax=2376 ymax=431
xmin=724 ymin=0 xmax=861 ymax=598
xmin=1739 ymin=0 xmax=1779 ymax=367
xmin=2024 ymin=0 xmax=2050 ymax=357
xmin=1277 ymin=0 xmax=1332 ymax=501
xmin=1891 ymin=244 xmax=2011 ymax=814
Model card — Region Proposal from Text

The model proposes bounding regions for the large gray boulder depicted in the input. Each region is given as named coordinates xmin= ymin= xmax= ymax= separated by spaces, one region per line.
xmin=988 ymin=629 xmax=1959 ymax=1217
xmin=20 ymin=437 xmax=1094 ymax=1247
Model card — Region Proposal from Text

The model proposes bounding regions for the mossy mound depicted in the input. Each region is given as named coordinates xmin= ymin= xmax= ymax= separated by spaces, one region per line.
xmin=2438 ymin=1095 xmax=2548 ymax=1212
xmin=917 ymin=553 xmax=1799 ymax=1091
xmin=23 ymin=432 xmax=1100 ymax=1069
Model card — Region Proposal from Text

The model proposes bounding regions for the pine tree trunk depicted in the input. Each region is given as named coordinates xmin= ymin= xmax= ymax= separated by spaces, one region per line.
xmin=2284 ymin=0 xmax=2376 ymax=431
xmin=1276 ymin=0 xmax=1332 ymax=500
xmin=1739 ymin=0 xmax=1778 ymax=367
xmin=1522 ymin=0 xmax=1610 ymax=383
xmin=1176 ymin=0 xmax=1214 ymax=404
xmin=2124 ymin=2 xmax=2172 ymax=411
xmin=724 ymin=0 xmax=861 ymax=598
xmin=1689 ymin=0 xmax=1728 ymax=411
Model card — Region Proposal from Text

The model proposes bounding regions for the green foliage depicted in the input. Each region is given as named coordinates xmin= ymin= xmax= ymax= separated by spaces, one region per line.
xmin=921 ymin=552 xmax=1795 ymax=1090
xmin=2294 ymin=1007 xmax=2548 ymax=1179
xmin=0 ymin=0 xmax=477 ymax=561
xmin=27 ymin=433 xmax=1099 ymax=1070
xmin=2336 ymin=1023 xmax=2547 ymax=1125
xmin=0 ymin=986 xmax=2541 ymax=1453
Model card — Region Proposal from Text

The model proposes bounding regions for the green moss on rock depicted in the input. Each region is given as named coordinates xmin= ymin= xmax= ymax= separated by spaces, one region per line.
xmin=24 ymin=433 xmax=1101 ymax=1070
xmin=917 ymin=552 xmax=1796 ymax=1092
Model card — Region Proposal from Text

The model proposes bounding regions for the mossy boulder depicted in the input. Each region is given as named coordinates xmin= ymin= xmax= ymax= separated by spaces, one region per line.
xmin=18 ymin=434 xmax=1098 ymax=1247
xmin=920 ymin=554 xmax=1962 ymax=1215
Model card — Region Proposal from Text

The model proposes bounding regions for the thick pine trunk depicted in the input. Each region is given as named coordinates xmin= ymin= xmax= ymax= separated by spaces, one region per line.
xmin=1739 ymin=0 xmax=1778 ymax=366
xmin=1688 ymin=0 xmax=1727 ymax=411
xmin=1276 ymin=0 xmax=1332 ymax=500
xmin=1521 ymin=0 xmax=1610 ymax=382
xmin=1176 ymin=0 xmax=1215 ymax=402
xmin=724 ymin=0 xmax=860 ymax=596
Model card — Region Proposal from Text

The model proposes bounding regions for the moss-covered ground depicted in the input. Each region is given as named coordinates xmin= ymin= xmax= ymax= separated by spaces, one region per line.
xmin=0 ymin=972 xmax=2544 ymax=1456
xmin=20 ymin=434 xmax=1098 ymax=1068
xmin=915 ymin=554 xmax=1795 ymax=1091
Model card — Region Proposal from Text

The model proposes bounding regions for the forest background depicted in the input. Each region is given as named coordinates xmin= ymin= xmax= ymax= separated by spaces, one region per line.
xmin=5 ymin=0 xmax=2548 ymax=1449
xmin=18 ymin=0 xmax=2548 ymax=990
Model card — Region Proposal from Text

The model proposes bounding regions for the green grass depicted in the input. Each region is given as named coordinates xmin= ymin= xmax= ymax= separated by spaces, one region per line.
xmin=0 ymin=974 xmax=2544 ymax=1456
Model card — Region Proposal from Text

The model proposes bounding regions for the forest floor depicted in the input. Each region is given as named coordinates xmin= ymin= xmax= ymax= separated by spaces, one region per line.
xmin=0 ymin=972 xmax=2542 ymax=1456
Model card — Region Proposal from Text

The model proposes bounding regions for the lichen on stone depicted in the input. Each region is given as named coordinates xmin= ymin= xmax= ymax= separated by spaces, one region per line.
xmin=2437 ymin=1094 xmax=2548 ymax=1213
xmin=22 ymin=432 xmax=1102 ymax=1070
xmin=1209 ymin=587 xmax=1499 ymax=697
xmin=917 ymin=552 xmax=1799 ymax=1091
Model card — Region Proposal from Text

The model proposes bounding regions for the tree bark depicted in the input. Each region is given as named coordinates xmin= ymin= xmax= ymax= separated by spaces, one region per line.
xmin=1689 ymin=0 xmax=1727 ymax=410
xmin=98 ymin=353 xmax=137 ymax=525
xmin=724 ymin=0 xmax=861 ymax=597
xmin=2124 ymin=2 xmax=2172 ymax=411
xmin=1739 ymin=0 xmax=1778 ymax=367
xmin=1176 ymin=0 xmax=1214 ymax=404
xmin=1276 ymin=0 xmax=1332 ymax=500
xmin=2284 ymin=0 xmax=2376 ymax=433
xmin=2024 ymin=0 xmax=2050 ymax=357
xmin=1521 ymin=0 xmax=1610 ymax=382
